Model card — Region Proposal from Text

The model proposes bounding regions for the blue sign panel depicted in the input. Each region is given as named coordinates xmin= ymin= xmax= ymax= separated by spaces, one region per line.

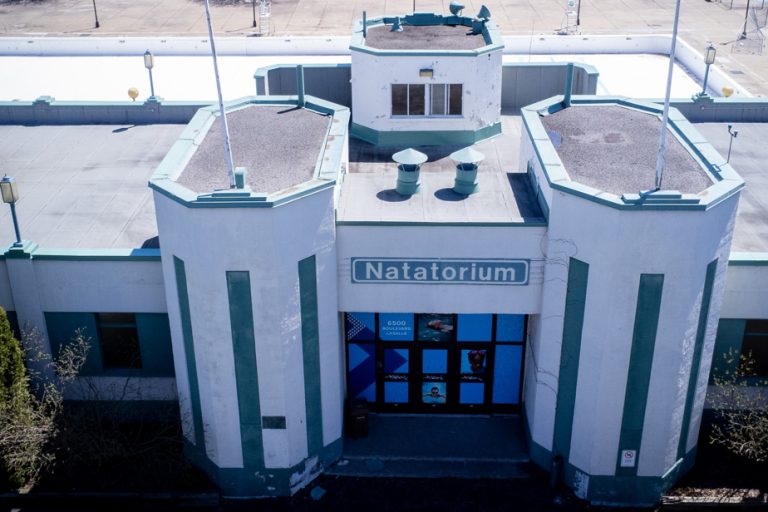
xmin=351 ymin=258 xmax=529 ymax=285
xmin=379 ymin=313 xmax=415 ymax=341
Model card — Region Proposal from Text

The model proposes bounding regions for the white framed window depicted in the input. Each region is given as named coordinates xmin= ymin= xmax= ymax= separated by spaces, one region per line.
xmin=391 ymin=83 xmax=462 ymax=117
xmin=430 ymin=84 xmax=463 ymax=116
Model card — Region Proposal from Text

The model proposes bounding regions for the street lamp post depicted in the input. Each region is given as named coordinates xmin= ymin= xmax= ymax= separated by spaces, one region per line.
xmin=252 ymin=0 xmax=257 ymax=28
xmin=740 ymin=0 xmax=751 ymax=40
xmin=695 ymin=43 xmax=717 ymax=100
xmin=0 ymin=175 xmax=23 ymax=247
xmin=144 ymin=50 xmax=156 ymax=99
xmin=92 ymin=0 xmax=100 ymax=28
xmin=576 ymin=0 xmax=582 ymax=27
xmin=727 ymin=124 xmax=738 ymax=163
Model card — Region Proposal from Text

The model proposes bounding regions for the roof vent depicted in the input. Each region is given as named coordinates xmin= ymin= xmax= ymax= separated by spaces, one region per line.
xmin=449 ymin=1 xmax=465 ymax=16
xmin=450 ymin=147 xmax=484 ymax=195
xmin=393 ymin=148 xmax=428 ymax=196
xmin=391 ymin=17 xmax=404 ymax=32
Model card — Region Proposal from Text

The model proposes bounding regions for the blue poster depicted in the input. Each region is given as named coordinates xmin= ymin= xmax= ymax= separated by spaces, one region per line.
xmin=346 ymin=312 xmax=375 ymax=341
xmin=422 ymin=382 xmax=447 ymax=404
xmin=457 ymin=314 xmax=493 ymax=342
xmin=496 ymin=314 xmax=525 ymax=342
xmin=417 ymin=314 xmax=455 ymax=342
xmin=379 ymin=313 xmax=414 ymax=341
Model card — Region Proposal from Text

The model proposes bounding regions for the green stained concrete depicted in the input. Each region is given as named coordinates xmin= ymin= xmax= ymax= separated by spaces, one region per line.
xmin=616 ymin=274 xmax=664 ymax=476
xmin=227 ymin=271 xmax=264 ymax=468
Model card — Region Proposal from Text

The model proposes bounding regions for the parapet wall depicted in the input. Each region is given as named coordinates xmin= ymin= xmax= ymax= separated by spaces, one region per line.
xmin=0 ymin=97 xmax=208 ymax=125
xmin=255 ymin=62 xmax=598 ymax=112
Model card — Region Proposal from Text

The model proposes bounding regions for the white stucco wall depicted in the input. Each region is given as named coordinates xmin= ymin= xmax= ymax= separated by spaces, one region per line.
xmin=350 ymin=50 xmax=502 ymax=133
xmin=720 ymin=264 xmax=768 ymax=319
xmin=155 ymin=187 xmax=343 ymax=471
xmin=33 ymin=259 xmax=167 ymax=312
xmin=336 ymin=225 xmax=547 ymax=314
xmin=530 ymin=187 xmax=739 ymax=480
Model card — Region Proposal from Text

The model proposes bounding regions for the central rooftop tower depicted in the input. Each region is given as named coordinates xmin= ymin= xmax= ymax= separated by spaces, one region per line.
xmin=350 ymin=10 xmax=504 ymax=146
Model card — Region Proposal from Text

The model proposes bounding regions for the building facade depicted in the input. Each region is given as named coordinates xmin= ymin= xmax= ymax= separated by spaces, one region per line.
xmin=1 ymin=9 xmax=767 ymax=507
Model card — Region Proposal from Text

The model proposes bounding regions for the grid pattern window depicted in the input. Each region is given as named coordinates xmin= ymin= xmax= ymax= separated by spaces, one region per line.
xmin=392 ymin=83 xmax=462 ymax=116
xmin=97 ymin=313 xmax=142 ymax=369
xmin=742 ymin=319 xmax=768 ymax=376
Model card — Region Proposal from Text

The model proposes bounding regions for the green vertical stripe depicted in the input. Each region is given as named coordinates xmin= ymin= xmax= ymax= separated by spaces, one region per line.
xmin=226 ymin=271 xmax=263 ymax=468
xmin=174 ymin=256 xmax=205 ymax=450
xmin=553 ymin=257 xmax=589 ymax=459
xmin=677 ymin=259 xmax=718 ymax=459
xmin=617 ymin=274 xmax=665 ymax=476
xmin=299 ymin=255 xmax=323 ymax=456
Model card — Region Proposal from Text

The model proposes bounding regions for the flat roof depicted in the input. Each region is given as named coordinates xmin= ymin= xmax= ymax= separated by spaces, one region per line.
xmin=178 ymin=105 xmax=330 ymax=194
xmin=365 ymin=24 xmax=486 ymax=51
xmin=541 ymin=105 xmax=712 ymax=195
xmin=693 ymin=122 xmax=768 ymax=253
xmin=0 ymin=123 xmax=185 ymax=249
xmin=337 ymin=114 xmax=544 ymax=224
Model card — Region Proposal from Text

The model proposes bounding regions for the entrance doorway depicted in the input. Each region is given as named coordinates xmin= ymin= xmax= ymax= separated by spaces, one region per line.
xmin=346 ymin=312 xmax=526 ymax=414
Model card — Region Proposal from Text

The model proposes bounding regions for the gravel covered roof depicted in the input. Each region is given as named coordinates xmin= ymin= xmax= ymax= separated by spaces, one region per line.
xmin=365 ymin=24 xmax=486 ymax=50
xmin=541 ymin=105 xmax=712 ymax=195
xmin=178 ymin=105 xmax=330 ymax=194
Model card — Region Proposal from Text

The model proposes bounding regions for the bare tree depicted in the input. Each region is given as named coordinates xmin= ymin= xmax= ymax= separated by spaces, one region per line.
xmin=709 ymin=348 xmax=768 ymax=463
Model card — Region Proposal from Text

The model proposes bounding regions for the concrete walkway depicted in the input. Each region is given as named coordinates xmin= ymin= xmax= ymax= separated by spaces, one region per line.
xmin=327 ymin=414 xmax=535 ymax=479
xmin=1 ymin=0 xmax=767 ymax=95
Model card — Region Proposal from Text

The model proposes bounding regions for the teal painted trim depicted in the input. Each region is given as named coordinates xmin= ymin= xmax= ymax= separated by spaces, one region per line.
xmin=135 ymin=313 xmax=175 ymax=377
xmin=350 ymin=44 xmax=504 ymax=57
xmin=44 ymin=312 xmax=102 ymax=375
xmin=710 ymin=319 xmax=747 ymax=384
xmin=350 ymin=121 xmax=501 ymax=147
xmin=173 ymin=256 xmax=205 ymax=451
xmin=728 ymin=252 xmax=768 ymax=266
xmin=572 ymin=448 xmax=698 ymax=507
xmin=32 ymin=248 xmax=160 ymax=261
xmin=226 ymin=271 xmax=264 ymax=468
xmin=336 ymin=220 xmax=547 ymax=227
xmin=3 ymin=241 xmax=38 ymax=259
xmin=520 ymin=96 xmax=745 ymax=211
xmin=350 ymin=13 xmax=503 ymax=56
xmin=552 ymin=257 xmax=589 ymax=459
xmin=253 ymin=62 xmax=351 ymax=84
xmin=298 ymin=256 xmax=323 ymax=456
xmin=150 ymin=178 xmax=336 ymax=209
xmin=616 ymin=274 xmax=664 ymax=476
xmin=183 ymin=437 xmax=343 ymax=497
xmin=44 ymin=312 xmax=175 ymax=378
xmin=678 ymin=259 xmax=718 ymax=459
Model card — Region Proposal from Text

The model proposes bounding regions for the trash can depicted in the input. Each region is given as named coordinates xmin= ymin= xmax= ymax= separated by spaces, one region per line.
xmin=347 ymin=399 xmax=369 ymax=438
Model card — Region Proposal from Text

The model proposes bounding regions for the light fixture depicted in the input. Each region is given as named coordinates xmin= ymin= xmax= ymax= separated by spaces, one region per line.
xmin=0 ymin=175 xmax=23 ymax=247
xmin=694 ymin=43 xmax=717 ymax=101
xmin=143 ymin=50 xmax=156 ymax=98
xmin=705 ymin=43 xmax=717 ymax=65
xmin=419 ymin=68 xmax=434 ymax=78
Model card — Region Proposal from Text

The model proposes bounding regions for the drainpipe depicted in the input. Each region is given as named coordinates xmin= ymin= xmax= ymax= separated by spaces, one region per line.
xmin=362 ymin=11 xmax=367 ymax=38
xmin=563 ymin=63 xmax=574 ymax=108
xmin=296 ymin=64 xmax=305 ymax=108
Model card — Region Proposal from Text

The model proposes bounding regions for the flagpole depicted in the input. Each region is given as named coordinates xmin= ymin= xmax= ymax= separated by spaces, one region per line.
xmin=204 ymin=0 xmax=236 ymax=189
xmin=654 ymin=0 xmax=682 ymax=191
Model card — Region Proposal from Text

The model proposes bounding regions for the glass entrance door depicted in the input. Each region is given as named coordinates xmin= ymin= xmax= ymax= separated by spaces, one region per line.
xmin=346 ymin=312 xmax=526 ymax=414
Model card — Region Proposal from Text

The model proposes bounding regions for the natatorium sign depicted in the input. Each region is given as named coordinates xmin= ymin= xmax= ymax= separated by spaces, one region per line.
xmin=351 ymin=258 xmax=529 ymax=285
